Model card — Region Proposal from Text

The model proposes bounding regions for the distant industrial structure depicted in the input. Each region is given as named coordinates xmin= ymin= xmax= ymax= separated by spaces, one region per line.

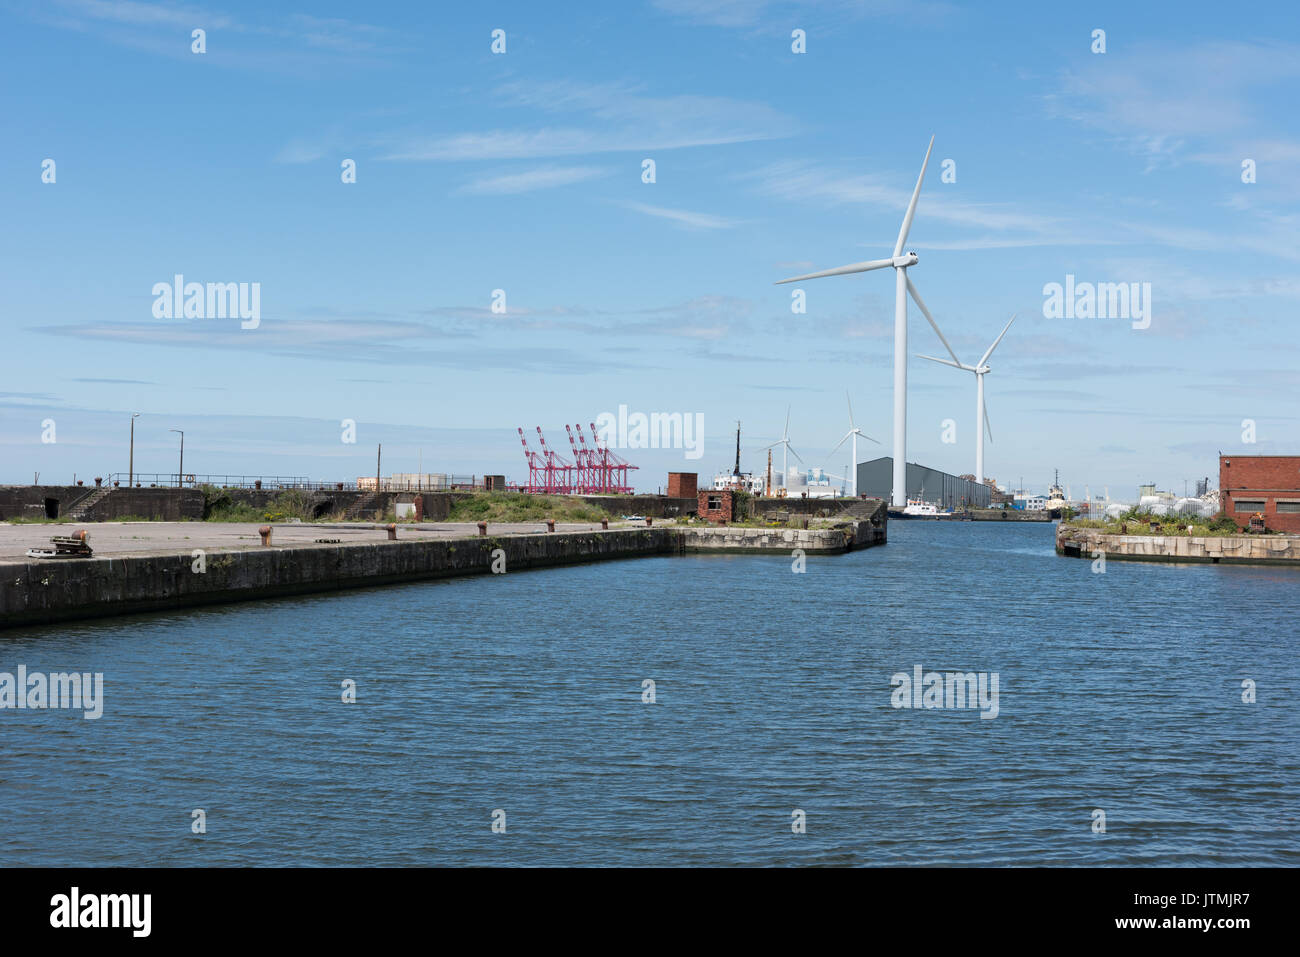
xmin=856 ymin=457 xmax=992 ymax=509
xmin=516 ymin=424 xmax=638 ymax=494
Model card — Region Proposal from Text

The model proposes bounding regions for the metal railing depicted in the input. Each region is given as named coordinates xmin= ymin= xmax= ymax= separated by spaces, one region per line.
xmin=356 ymin=475 xmax=489 ymax=492
xmin=103 ymin=474 xmax=508 ymax=492
xmin=107 ymin=473 xmax=325 ymax=489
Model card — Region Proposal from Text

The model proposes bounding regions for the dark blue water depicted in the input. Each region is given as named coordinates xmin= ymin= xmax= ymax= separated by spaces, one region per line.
xmin=2 ymin=521 xmax=1297 ymax=866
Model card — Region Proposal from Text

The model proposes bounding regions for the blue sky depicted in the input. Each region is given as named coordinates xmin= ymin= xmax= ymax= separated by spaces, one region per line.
xmin=2 ymin=0 xmax=1297 ymax=496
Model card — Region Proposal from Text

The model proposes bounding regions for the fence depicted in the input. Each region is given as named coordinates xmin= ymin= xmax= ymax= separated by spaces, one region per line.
xmin=107 ymin=473 xmax=335 ymax=490
xmin=106 ymin=474 xmax=512 ymax=492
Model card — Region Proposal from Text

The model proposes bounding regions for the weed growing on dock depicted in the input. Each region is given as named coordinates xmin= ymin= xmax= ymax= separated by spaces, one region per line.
xmin=1069 ymin=511 xmax=1248 ymax=537
xmin=448 ymin=492 xmax=609 ymax=524
xmin=201 ymin=486 xmax=315 ymax=523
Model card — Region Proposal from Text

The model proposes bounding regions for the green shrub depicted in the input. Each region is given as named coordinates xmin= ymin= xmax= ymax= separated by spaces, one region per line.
xmin=447 ymin=492 xmax=609 ymax=524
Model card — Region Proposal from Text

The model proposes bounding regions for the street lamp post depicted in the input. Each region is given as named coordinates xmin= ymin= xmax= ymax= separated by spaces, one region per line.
xmin=128 ymin=413 xmax=140 ymax=487
xmin=169 ymin=429 xmax=184 ymax=487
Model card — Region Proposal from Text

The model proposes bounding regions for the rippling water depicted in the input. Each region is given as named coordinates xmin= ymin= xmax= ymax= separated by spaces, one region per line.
xmin=2 ymin=521 xmax=1296 ymax=866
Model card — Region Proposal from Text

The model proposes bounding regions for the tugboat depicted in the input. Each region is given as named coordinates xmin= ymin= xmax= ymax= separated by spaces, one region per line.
xmin=902 ymin=497 xmax=940 ymax=518
xmin=1045 ymin=469 xmax=1068 ymax=519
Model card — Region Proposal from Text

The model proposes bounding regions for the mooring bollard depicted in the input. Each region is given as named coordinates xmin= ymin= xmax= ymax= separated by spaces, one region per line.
xmin=601 ymin=519 xmax=608 ymax=530
xmin=386 ymin=523 xmax=397 ymax=541
xmin=259 ymin=525 xmax=272 ymax=546
xmin=546 ymin=518 xmax=555 ymax=533
xmin=478 ymin=521 xmax=488 ymax=537
xmin=645 ymin=517 xmax=653 ymax=527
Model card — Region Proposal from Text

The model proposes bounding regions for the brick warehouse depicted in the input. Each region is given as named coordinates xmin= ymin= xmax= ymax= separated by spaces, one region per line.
xmin=1219 ymin=454 xmax=1300 ymax=533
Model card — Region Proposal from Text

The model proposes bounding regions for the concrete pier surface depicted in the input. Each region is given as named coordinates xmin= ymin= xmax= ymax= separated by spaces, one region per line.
xmin=0 ymin=520 xmax=627 ymax=564
xmin=0 ymin=512 xmax=885 ymax=629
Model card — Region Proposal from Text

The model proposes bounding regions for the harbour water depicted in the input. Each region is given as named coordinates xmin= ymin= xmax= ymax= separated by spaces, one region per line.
xmin=1 ymin=521 xmax=1296 ymax=866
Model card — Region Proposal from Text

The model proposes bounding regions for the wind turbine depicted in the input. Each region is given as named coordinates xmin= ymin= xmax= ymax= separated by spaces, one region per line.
xmin=917 ymin=314 xmax=1016 ymax=486
xmin=764 ymin=407 xmax=803 ymax=492
xmin=827 ymin=392 xmax=880 ymax=497
xmin=776 ymin=136 xmax=958 ymax=507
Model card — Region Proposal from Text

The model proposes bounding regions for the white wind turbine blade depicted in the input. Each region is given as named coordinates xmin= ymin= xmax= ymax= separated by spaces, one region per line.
xmin=784 ymin=406 xmax=791 ymax=440
xmin=856 ymin=429 xmax=882 ymax=444
xmin=978 ymin=314 xmax=1017 ymax=368
xmin=983 ymin=400 xmax=993 ymax=443
xmin=846 ymin=391 xmax=855 ymax=429
xmin=893 ymin=135 xmax=935 ymax=257
xmin=905 ymin=277 xmax=962 ymax=366
xmin=774 ymin=258 xmax=894 ymax=284
xmin=916 ymin=353 xmax=970 ymax=372
xmin=787 ymin=444 xmax=805 ymax=464
xmin=828 ymin=431 xmax=852 ymax=457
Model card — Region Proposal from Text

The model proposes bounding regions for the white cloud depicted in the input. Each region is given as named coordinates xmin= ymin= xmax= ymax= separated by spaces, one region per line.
xmin=384 ymin=80 xmax=796 ymax=161
xmin=622 ymin=202 xmax=739 ymax=230
xmin=457 ymin=166 xmax=608 ymax=195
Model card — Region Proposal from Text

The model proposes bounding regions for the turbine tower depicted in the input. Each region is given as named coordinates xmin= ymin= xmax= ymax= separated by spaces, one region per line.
xmin=764 ymin=407 xmax=802 ymax=492
xmin=776 ymin=137 xmax=949 ymax=507
xmin=917 ymin=314 xmax=1016 ymax=485
xmin=827 ymin=392 xmax=879 ymax=497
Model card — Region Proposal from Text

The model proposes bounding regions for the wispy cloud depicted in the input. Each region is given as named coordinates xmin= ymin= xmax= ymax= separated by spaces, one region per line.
xmin=56 ymin=0 xmax=233 ymax=29
xmin=623 ymin=201 xmax=739 ymax=230
xmin=649 ymin=0 xmax=955 ymax=29
xmin=1046 ymin=40 xmax=1300 ymax=174
xmin=34 ymin=0 xmax=402 ymax=69
xmin=382 ymin=79 xmax=797 ymax=161
xmin=744 ymin=160 xmax=1066 ymax=243
xmin=457 ymin=165 xmax=608 ymax=195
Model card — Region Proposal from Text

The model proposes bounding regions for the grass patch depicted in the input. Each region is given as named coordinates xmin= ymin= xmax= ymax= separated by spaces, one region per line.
xmin=1068 ymin=510 xmax=1252 ymax=537
xmin=447 ymin=492 xmax=610 ymax=524
xmin=202 ymin=486 xmax=316 ymax=523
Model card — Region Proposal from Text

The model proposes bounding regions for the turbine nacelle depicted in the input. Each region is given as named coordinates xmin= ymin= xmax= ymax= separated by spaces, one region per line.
xmin=892 ymin=252 xmax=919 ymax=268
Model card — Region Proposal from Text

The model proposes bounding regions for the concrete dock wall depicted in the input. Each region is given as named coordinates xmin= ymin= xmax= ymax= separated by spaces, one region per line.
xmin=2 ymin=507 xmax=887 ymax=628
xmin=0 ymin=485 xmax=98 ymax=521
xmin=1 ymin=529 xmax=677 ymax=629
xmin=1056 ymin=524 xmax=1300 ymax=565
xmin=966 ymin=508 xmax=1053 ymax=522
xmin=678 ymin=521 xmax=884 ymax=554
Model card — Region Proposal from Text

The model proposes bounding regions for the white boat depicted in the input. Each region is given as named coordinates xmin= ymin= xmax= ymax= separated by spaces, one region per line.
xmin=902 ymin=498 xmax=940 ymax=517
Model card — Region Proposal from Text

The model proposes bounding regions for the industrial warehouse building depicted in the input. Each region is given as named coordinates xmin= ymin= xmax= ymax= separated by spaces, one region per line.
xmin=856 ymin=457 xmax=992 ymax=509
xmin=1219 ymin=453 xmax=1300 ymax=533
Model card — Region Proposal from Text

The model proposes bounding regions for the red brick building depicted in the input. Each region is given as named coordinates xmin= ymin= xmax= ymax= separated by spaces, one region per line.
xmin=667 ymin=472 xmax=698 ymax=500
xmin=1219 ymin=454 xmax=1300 ymax=533
xmin=698 ymin=488 xmax=734 ymax=524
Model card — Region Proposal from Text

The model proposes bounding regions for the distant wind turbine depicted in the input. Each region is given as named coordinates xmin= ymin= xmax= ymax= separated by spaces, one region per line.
xmin=764 ymin=407 xmax=803 ymax=492
xmin=917 ymin=314 xmax=1016 ymax=485
xmin=826 ymin=392 xmax=879 ymax=498
xmin=776 ymin=136 xmax=954 ymax=507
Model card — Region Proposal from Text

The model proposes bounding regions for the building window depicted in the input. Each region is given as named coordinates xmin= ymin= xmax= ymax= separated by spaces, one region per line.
xmin=1233 ymin=499 xmax=1266 ymax=512
xmin=707 ymin=495 xmax=722 ymax=511
xmin=1276 ymin=502 xmax=1300 ymax=514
